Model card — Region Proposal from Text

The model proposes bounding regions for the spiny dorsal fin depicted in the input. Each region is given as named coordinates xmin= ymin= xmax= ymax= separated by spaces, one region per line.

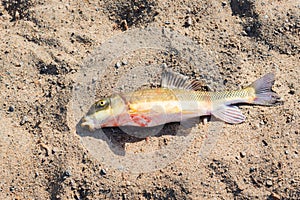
xmin=161 ymin=68 xmax=209 ymax=91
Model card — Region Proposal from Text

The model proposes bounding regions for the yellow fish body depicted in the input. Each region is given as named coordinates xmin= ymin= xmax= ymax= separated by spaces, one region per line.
xmin=81 ymin=69 xmax=280 ymax=131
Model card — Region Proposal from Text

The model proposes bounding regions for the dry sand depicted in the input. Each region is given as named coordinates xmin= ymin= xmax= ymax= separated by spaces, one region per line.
xmin=0 ymin=0 xmax=299 ymax=199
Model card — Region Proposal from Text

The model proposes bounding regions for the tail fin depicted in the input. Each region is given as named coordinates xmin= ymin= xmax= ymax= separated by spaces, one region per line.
xmin=248 ymin=73 xmax=281 ymax=105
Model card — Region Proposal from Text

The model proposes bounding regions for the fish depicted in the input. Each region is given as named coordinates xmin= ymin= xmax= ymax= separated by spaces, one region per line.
xmin=81 ymin=69 xmax=281 ymax=131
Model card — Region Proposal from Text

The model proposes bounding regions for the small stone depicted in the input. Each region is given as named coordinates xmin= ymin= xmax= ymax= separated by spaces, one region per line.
xmin=284 ymin=150 xmax=289 ymax=155
xmin=20 ymin=116 xmax=28 ymax=125
xmin=241 ymin=31 xmax=248 ymax=36
xmin=120 ymin=20 xmax=128 ymax=31
xmin=285 ymin=132 xmax=290 ymax=136
xmin=115 ymin=62 xmax=121 ymax=69
xmin=288 ymin=89 xmax=295 ymax=95
xmin=62 ymin=170 xmax=71 ymax=180
xmin=165 ymin=21 xmax=171 ymax=25
xmin=9 ymin=186 xmax=15 ymax=192
xmin=121 ymin=60 xmax=128 ymax=65
xmin=249 ymin=167 xmax=256 ymax=173
xmin=8 ymin=106 xmax=14 ymax=112
xmin=100 ymin=169 xmax=107 ymax=176
xmin=186 ymin=17 xmax=192 ymax=26
xmin=240 ymin=152 xmax=246 ymax=158
xmin=222 ymin=1 xmax=227 ymax=6
xmin=15 ymin=62 xmax=23 ymax=67
xmin=52 ymin=147 xmax=59 ymax=154
xmin=266 ymin=180 xmax=273 ymax=187
xmin=246 ymin=26 xmax=251 ymax=33
xmin=290 ymin=179 xmax=295 ymax=184
xmin=262 ymin=140 xmax=268 ymax=146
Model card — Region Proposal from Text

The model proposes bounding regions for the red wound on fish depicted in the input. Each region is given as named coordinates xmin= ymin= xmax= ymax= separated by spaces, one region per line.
xmin=130 ymin=114 xmax=151 ymax=127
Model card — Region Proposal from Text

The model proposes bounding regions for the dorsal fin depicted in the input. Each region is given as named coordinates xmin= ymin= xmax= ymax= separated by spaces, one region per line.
xmin=161 ymin=68 xmax=209 ymax=91
xmin=188 ymin=80 xmax=211 ymax=91
xmin=161 ymin=69 xmax=190 ymax=89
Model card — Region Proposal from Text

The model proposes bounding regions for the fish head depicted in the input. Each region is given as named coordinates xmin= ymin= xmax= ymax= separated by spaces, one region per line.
xmin=81 ymin=94 xmax=126 ymax=131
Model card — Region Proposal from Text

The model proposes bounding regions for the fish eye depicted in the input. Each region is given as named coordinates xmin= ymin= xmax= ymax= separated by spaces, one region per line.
xmin=99 ymin=100 xmax=105 ymax=106
xmin=95 ymin=99 xmax=109 ymax=110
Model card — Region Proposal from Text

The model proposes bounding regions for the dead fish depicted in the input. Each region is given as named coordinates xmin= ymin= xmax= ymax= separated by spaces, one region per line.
xmin=81 ymin=69 xmax=281 ymax=131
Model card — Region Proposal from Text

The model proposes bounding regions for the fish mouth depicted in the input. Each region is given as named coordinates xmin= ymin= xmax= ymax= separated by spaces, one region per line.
xmin=81 ymin=117 xmax=95 ymax=131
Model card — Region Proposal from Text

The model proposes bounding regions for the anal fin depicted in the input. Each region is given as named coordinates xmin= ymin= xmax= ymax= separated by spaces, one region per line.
xmin=211 ymin=105 xmax=245 ymax=124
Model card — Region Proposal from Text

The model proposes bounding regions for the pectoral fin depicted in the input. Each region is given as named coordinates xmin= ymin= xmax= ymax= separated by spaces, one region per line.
xmin=211 ymin=105 xmax=245 ymax=124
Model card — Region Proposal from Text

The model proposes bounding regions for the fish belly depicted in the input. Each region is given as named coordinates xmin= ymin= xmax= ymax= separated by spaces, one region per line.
xmin=125 ymin=99 xmax=210 ymax=127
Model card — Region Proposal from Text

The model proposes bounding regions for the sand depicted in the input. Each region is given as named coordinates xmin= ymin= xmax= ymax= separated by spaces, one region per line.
xmin=0 ymin=0 xmax=299 ymax=199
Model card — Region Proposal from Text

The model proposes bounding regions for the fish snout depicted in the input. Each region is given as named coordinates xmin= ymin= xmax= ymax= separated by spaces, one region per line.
xmin=81 ymin=117 xmax=95 ymax=131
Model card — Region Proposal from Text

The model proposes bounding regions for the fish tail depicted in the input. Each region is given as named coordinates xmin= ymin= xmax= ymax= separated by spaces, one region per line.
xmin=247 ymin=73 xmax=281 ymax=105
